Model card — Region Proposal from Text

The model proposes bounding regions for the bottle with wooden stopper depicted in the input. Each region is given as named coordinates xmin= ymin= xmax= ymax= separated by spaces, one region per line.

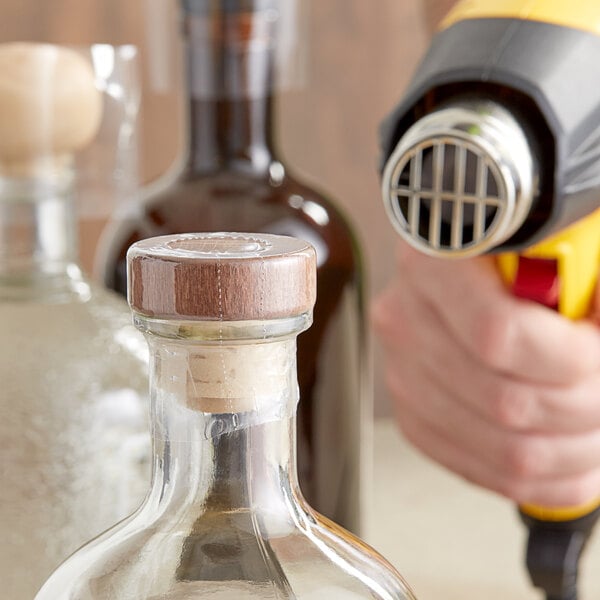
xmin=98 ymin=0 xmax=368 ymax=533
xmin=36 ymin=232 xmax=415 ymax=600
xmin=0 ymin=43 xmax=149 ymax=599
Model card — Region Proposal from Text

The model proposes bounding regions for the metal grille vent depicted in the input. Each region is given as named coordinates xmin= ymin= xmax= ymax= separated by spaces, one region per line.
xmin=384 ymin=137 xmax=508 ymax=256
xmin=382 ymin=101 xmax=537 ymax=258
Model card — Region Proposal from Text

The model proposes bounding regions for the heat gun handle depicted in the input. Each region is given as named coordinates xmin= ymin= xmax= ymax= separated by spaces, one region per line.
xmin=496 ymin=209 xmax=600 ymax=600
xmin=497 ymin=208 xmax=600 ymax=520
xmin=497 ymin=208 xmax=600 ymax=321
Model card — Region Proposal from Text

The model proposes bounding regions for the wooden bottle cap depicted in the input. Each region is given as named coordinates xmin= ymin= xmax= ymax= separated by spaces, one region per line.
xmin=127 ymin=232 xmax=317 ymax=321
xmin=0 ymin=43 xmax=102 ymax=174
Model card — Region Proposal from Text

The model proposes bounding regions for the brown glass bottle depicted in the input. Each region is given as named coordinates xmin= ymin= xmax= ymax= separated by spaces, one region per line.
xmin=99 ymin=0 xmax=367 ymax=532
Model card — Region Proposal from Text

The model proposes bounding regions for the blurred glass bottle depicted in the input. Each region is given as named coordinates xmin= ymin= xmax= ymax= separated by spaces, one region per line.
xmin=0 ymin=43 xmax=149 ymax=599
xmin=98 ymin=0 xmax=368 ymax=531
xmin=37 ymin=232 xmax=414 ymax=600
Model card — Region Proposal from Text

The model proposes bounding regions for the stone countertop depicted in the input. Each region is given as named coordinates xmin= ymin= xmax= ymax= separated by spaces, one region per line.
xmin=367 ymin=420 xmax=600 ymax=600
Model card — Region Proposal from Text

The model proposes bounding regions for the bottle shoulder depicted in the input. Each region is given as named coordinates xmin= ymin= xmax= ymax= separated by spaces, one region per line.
xmin=114 ymin=170 xmax=360 ymax=259
xmin=36 ymin=507 xmax=414 ymax=600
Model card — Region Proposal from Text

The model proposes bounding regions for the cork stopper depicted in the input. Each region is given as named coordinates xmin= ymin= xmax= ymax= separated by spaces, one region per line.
xmin=127 ymin=232 xmax=316 ymax=321
xmin=155 ymin=340 xmax=297 ymax=413
xmin=0 ymin=43 xmax=102 ymax=176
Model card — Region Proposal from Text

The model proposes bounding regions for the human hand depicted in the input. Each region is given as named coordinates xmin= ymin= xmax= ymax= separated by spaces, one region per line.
xmin=371 ymin=241 xmax=600 ymax=508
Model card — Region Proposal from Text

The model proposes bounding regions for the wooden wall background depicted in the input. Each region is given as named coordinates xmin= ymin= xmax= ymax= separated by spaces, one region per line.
xmin=0 ymin=0 xmax=450 ymax=415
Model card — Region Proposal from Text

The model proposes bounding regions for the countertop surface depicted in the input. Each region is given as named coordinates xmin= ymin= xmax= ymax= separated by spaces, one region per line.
xmin=367 ymin=420 xmax=600 ymax=600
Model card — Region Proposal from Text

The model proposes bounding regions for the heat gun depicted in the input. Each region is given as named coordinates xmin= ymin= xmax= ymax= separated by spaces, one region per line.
xmin=379 ymin=1 xmax=600 ymax=599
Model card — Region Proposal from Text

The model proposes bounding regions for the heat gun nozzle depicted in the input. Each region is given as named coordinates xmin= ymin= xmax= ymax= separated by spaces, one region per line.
xmin=381 ymin=100 xmax=538 ymax=258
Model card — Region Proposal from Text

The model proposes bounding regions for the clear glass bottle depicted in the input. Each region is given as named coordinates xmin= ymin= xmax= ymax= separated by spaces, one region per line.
xmin=98 ymin=0 xmax=368 ymax=532
xmin=0 ymin=43 xmax=149 ymax=599
xmin=36 ymin=232 xmax=415 ymax=600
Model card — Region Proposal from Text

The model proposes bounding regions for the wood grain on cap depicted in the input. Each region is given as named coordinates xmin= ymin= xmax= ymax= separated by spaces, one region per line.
xmin=127 ymin=232 xmax=316 ymax=320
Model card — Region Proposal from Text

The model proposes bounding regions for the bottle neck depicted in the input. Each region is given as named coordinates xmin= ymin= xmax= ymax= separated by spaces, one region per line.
xmin=0 ymin=171 xmax=88 ymax=302
xmin=183 ymin=9 xmax=279 ymax=175
xmin=142 ymin=331 xmax=302 ymax=520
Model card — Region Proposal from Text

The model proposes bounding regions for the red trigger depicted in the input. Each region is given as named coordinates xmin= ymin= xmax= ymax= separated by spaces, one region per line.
xmin=512 ymin=257 xmax=560 ymax=310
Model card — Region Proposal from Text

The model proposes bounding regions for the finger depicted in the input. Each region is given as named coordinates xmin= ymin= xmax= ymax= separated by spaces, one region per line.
xmin=424 ymin=331 xmax=600 ymax=434
xmin=406 ymin=290 xmax=600 ymax=434
xmin=373 ymin=276 xmax=600 ymax=434
xmin=383 ymin=342 xmax=600 ymax=506
xmin=394 ymin=406 xmax=600 ymax=508
xmin=396 ymin=242 xmax=600 ymax=384
xmin=386 ymin=353 xmax=600 ymax=484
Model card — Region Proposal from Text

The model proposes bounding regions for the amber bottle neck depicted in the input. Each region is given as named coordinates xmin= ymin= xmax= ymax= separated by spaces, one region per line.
xmin=183 ymin=10 xmax=280 ymax=175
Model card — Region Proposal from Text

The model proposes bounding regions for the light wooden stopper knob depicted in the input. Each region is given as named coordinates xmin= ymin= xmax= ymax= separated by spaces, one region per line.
xmin=127 ymin=232 xmax=317 ymax=321
xmin=0 ymin=43 xmax=102 ymax=173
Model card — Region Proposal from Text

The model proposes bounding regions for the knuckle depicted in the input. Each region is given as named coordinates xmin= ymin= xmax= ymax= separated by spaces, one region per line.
xmin=500 ymin=437 xmax=548 ymax=480
xmin=489 ymin=385 xmax=534 ymax=430
xmin=371 ymin=292 xmax=410 ymax=345
xmin=370 ymin=294 xmax=392 ymax=335
xmin=384 ymin=316 xmax=415 ymax=349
